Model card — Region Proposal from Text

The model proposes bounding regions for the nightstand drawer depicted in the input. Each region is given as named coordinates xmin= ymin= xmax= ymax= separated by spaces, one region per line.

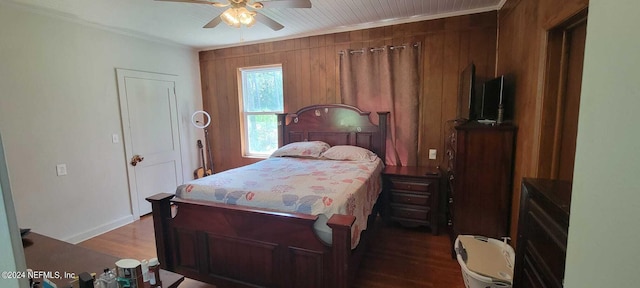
xmin=382 ymin=166 xmax=441 ymax=234
xmin=388 ymin=179 xmax=433 ymax=193
xmin=391 ymin=192 xmax=430 ymax=206
xmin=390 ymin=204 xmax=429 ymax=221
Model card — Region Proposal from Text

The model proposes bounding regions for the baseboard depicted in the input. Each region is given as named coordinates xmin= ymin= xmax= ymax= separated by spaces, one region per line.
xmin=63 ymin=215 xmax=134 ymax=244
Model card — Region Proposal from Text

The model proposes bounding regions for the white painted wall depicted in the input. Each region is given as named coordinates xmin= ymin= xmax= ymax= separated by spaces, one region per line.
xmin=564 ymin=0 xmax=640 ymax=286
xmin=0 ymin=2 xmax=203 ymax=242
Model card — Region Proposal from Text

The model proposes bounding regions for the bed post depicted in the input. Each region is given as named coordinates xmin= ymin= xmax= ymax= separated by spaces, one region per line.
xmin=146 ymin=193 xmax=175 ymax=270
xmin=327 ymin=214 xmax=355 ymax=288
xmin=276 ymin=112 xmax=288 ymax=147
xmin=377 ymin=112 xmax=389 ymax=162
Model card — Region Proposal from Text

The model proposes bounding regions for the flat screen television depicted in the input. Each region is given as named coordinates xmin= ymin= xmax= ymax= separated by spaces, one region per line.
xmin=480 ymin=75 xmax=513 ymax=122
xmin=457 ymin=63 xmax=478 ymax=120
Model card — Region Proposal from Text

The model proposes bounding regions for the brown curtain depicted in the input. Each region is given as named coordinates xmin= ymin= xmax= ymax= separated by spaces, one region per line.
xmin=340 ymin=44 xmax=421 ymax=166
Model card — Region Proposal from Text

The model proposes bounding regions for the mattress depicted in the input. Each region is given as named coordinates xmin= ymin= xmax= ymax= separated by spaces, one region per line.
xmin=176 ymin=156 xmax=383 ymax=248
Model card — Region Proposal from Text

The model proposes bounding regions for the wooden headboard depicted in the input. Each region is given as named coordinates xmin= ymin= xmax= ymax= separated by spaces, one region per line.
xmin=277 ymin=104 xmax=389 ymax=160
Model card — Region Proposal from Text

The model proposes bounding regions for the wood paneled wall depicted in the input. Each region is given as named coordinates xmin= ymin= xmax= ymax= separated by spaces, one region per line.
xmin=497 ymin=0 xmax=588 ymax=242
xmin=200 ymin=12 xmax=497 ymax=172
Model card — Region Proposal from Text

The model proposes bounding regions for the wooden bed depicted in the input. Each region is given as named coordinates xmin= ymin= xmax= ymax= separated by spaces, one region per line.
xmin=147 ymin=104 xmax=389 ymax=288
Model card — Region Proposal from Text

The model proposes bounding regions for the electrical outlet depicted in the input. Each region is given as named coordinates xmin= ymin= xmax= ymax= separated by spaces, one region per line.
xmin=56 ymin=164 xmax=67 ymax=176
xmin=428 ymin=149 xmax=437 ymax=160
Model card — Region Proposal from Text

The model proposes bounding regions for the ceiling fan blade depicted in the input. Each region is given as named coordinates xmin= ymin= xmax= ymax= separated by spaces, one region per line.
xmin=254 ymin=13 xmax=284 ymax=31
xmin=154 ymin=0 xmax=229 ymax=7
xmin=203 ymin=14 xmax=224 ymax=28
xmin=258 ymin=0 xmax=312 ymax=9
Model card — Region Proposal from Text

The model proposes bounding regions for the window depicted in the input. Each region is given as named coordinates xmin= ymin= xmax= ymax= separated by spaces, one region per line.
xmin=238 ymin=64 xmax=284 ymax=157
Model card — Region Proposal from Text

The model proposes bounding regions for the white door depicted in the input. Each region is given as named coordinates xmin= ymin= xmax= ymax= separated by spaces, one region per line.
xmin=117 ymin=69 xmax=183 ymax=218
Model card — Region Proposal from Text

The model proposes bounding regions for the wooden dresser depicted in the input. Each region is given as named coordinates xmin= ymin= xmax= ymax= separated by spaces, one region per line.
xmin=445 ymin=121 xmax=516 ymax=253
xmin=514 ymin=178 xmax=572 ymax=287
xmin=382 ymin=165 xmax=441 ymax=234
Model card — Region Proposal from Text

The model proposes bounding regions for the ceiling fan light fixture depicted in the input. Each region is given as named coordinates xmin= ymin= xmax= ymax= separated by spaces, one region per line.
xmin=221 ymin=8 xmax=240 ymax=27
xmin=237 ymin=7 xmax=256 ymax=26
xmin=244 ymin=15 xmax=256 ymax=27
xmin=221 ymin=7 xmax=256 ymax=28
xmin=156 ymin=0 xmax=311 ymax=30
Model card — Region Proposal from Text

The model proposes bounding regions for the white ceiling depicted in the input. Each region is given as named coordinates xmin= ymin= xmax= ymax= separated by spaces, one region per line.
xmin=6 ymin=0 xmax=504 ymax=50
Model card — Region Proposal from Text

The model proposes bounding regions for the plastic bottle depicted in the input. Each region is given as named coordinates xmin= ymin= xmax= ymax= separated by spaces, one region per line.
xmin=148 ymin=258 xmax=161 ymax=287
xmin=141 ymin=259 xmax=149 ymax=283
xmin=96 ymin=268 xmax=117 ymax=288
xmin=95 ymin=269 xmax=107 ymax=288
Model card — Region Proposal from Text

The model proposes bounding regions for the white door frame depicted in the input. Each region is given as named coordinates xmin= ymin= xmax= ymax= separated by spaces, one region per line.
xmin=116 ymin=68 xmax=184 ymax=219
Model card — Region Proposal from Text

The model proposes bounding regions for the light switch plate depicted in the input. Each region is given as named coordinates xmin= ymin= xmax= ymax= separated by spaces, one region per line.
xmin=56 ymin=164 xmax=67 ymax=176
xmin=112 ymin=134 xmax=119 ymax=143
xmin=428 ymin=149 xmax=437 ymax=160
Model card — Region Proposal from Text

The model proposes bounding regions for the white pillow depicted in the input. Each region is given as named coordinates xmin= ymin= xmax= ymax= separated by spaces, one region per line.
xmin=270 ymin=141 xmax=330 ymax=158
xmin=321 ymin=145 xmax=378 ymax=161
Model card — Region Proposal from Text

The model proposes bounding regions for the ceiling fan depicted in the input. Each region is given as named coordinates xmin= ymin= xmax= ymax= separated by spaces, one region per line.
xmin=155 ymin=0 xmax=312 ymax=31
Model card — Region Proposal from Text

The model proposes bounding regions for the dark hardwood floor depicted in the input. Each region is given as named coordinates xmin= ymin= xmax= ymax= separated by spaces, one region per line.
xmin=79 ymin=215 xmax=465 ymax=288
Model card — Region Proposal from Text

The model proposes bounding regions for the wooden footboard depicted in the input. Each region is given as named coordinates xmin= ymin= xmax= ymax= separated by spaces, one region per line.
xmin=147 ymin=193 xmax=375 ymax=288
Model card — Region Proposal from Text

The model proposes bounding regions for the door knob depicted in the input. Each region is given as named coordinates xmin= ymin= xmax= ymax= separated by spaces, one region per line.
xmin=130 ymin=155 xmax=144 ymax=166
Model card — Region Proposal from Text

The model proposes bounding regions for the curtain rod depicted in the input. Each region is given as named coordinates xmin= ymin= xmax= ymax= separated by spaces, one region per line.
xmin=338 ymin=43 xmax=420 ymax=55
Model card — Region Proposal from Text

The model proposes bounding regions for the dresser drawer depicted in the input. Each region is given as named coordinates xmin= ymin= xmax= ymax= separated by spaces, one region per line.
xmin=521 ymin=201 xmax=567 ymax=287
xmin=390 ymin=204 xmax=429 ymax=221
xmin=388 ymin=178 xmax=434 ymax=193
xmin=391 ymin=192 xmax=430 ymax=206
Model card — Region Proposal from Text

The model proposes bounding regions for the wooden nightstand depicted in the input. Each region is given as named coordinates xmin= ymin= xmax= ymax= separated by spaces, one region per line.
xmin=382 ymin=166 xmax=441 ymax=234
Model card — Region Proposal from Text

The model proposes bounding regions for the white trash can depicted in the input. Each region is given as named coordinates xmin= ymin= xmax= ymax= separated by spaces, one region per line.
xmin=455 ymin=235 xmax=515 ymax=288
